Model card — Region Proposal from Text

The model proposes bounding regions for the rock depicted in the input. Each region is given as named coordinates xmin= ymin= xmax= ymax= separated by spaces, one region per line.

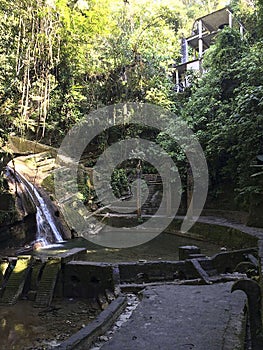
xmin=33 ymin=241 xmax=45 ymax=250
xmin=99 ymin=335 xmax=109 ymax=342
xmin=115 ymin=321 xmax=123 ymax=327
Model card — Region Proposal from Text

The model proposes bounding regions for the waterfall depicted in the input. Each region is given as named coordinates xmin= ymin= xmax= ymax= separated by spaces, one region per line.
xmin=6 ymin=166 xmax=63 ymax=246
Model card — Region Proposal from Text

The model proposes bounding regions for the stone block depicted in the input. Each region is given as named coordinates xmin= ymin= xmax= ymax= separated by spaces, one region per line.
xmin=63 ymin=261 xmax=115 ymax=299
xmin=179 ymin=245 xmax=201 ymax=260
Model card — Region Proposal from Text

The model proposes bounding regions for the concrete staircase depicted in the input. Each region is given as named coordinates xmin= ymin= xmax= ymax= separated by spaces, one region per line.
xmin=97 ymin=174 xmax=165 ymax=216
xmin=34 ymin=257 xmax=61 ymax=308
xmin=0 ymin=256 xmax=32 ymax=305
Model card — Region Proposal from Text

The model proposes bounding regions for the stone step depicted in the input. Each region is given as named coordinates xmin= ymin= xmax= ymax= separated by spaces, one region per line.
xmin=35 ymin=152 xmax=54 ymax=163
xmin=0 ymin=256 xmax=32 ymax=305
xmin=34 ymin=258 xmax=61 ymax=308
xmin=38 ymin=163 xmax=56 ymax=173
xmin=36 ymin=157 xmax=55 ymax=166
xmin=29 ymin=259 xmax=45 ymax=293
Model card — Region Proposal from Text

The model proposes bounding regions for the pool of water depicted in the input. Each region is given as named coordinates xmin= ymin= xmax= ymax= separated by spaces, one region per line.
xmin=34 ymin=231 xmax=224 ymax=263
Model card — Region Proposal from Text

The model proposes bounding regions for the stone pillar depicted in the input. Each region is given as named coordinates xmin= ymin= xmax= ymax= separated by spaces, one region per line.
xmin=186 ymin=163 xmax=193 ymax=220
xmin=165 ymin=162 xmax=172 ymax=217
xmin=228 ymin=11 xmax=233 ymax=28
xmin=198 ymin=19 xmax=203 ymax=59
xmin=175 ymin=70 xmax=180 ymax=93
xmin=136 ymin=160 xmax=142 ymax=218
xmin=181 ymin=37 xmax=188 ymax=63
xmin=179 ymin=246 xmax=201 ymax=260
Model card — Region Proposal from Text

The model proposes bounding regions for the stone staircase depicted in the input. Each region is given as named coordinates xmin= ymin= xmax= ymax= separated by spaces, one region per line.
xmin=141 ymin=174 xmax=163 ymax=215
xmin=97 ymin=174 xmax=165 ymax=216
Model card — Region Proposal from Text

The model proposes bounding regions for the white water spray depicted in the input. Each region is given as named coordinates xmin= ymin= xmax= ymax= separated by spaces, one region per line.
xmin=7 ymin=166 xmax=63 ymax=245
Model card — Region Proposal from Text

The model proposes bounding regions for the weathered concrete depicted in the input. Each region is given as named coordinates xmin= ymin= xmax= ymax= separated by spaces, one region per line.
xmin=117 ymin=248 xmax=256 ymax=286
xmin=57 ymin=248 xmax=87 ymax=264
xmin=212 ymin=247 xmax=257 ymax=274
xmin=100 ymin=283 xmax=246 ymax=350
xmin=63 ymin=261 xmax=115 ymax=299
xmin=175 ymin=215 xmax=263 ymax=341
xmin=56 ymin=296 xmax=127 ymax=350
xmin=247 ymin=193 xmax=263 ymax=228
xmin=179 ymin=245 xmax=201 ymax=260
xmin=8 ymin=135 xmax=56 ymax=156
xmin=118 ymin=260 xmax=200 ymax=284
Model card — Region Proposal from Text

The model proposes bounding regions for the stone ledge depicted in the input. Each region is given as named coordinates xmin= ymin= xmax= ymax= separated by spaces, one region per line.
xmin=56 ymin=295 xmax=127 ymax=350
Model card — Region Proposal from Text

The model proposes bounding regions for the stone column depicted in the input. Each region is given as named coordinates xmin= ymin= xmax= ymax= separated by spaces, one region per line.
xmin=198 ymin=19 xmax=203 ymax=59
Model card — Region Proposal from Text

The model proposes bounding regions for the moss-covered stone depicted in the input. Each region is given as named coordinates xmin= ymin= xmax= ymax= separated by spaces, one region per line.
xmin=41 ymin=174 xmax=55 ymax=194
xmin=8 ymin=135 xmax=56 ymax=156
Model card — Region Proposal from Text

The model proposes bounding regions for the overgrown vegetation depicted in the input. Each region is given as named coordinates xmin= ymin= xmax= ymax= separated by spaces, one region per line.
xmin=0 ymin=0 xmax=262 ymax=210
xmin=176 ymin=1 xmax=263 ymax=209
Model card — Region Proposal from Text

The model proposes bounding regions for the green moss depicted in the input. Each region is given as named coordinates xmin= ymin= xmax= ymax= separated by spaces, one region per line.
xmin=41 ymin=174 xmax=54 ymax=194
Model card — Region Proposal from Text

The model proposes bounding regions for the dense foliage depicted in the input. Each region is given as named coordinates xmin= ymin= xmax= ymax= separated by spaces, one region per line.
xmin=176 ymin=1 xmax=263 ymax=208
xmin=0 ymin=0 xmax=177 ymax=144
xmin=0 ymin=0 xmax=230 ymax=143
xmin=0 ymin=0 xmax=262 ymax=210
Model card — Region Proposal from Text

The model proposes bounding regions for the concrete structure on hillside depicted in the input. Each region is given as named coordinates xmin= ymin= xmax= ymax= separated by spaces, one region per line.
xmin=174 ymin=7 xmax=244 ymax=92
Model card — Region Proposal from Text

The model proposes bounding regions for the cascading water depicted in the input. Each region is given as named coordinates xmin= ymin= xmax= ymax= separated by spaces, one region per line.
xmin=6 ymin=166 xmax=63 ymax=246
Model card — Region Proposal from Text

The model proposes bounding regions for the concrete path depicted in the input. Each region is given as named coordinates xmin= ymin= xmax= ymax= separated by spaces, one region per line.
xmin=100 ymin=283 xmax=246 ymax=350
xmin=195 ymin=215 xmax=263 ymax=239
